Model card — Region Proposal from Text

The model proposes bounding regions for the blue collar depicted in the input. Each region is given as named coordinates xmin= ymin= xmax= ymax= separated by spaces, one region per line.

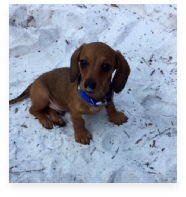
xmin=78 ymin=79 xmax=113 ymax=108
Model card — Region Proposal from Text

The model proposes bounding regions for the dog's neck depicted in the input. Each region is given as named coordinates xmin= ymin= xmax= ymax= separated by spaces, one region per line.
xmin=78 ymin=77 xmax=113 ymax=107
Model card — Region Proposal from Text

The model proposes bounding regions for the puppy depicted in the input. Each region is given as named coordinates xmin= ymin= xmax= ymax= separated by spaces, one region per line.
xmin=9 ymin=42 xmax=130 ymax=145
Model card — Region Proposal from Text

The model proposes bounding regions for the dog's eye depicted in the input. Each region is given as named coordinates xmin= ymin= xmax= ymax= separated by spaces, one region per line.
xmin=79 ymin=60 xmax=88 ymax=68
xmin=102 ymin=63 xmax=111 ymax=72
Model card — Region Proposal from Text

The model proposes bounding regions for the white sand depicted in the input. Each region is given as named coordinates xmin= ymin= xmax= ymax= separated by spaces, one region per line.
xmin=9 ymin=4 xmax=177 ymax=183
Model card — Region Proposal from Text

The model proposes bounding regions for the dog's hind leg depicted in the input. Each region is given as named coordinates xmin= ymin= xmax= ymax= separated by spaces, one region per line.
xmin=30 ymin=105 xmax=54 ymax=129
xmin=47 ymin=107 xmax=66 ymax=127
xmin=29 ymin=81 xmax=54 ymax=129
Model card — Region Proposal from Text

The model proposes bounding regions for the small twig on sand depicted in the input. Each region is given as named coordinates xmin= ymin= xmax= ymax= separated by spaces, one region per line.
xmin=10 ymin=168 xmax=45 ymax=174
xmin=111 ymin=147 xmax=119 ymax=159
xmin=142 ymin=57 xmax=150 ymax=67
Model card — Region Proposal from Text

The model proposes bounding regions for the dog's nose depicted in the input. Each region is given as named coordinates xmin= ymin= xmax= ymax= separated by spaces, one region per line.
xmin=84 ymin=80 xmax=96 ymax=93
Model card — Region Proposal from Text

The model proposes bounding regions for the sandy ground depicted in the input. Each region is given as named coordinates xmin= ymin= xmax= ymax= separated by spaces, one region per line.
xmin=9 ymin=4 xmax=177 ymax=183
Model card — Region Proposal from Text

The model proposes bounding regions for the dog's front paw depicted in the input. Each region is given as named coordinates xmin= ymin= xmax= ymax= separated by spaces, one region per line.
xmin=109 ymin=111 xmax=128 ymax=126
xmin=75 ymin=129 xmax=92 ymax=145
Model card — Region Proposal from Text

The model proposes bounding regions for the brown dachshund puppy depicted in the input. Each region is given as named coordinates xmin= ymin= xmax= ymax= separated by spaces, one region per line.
xmin=9 ymin=42 xmax=130 ymax=145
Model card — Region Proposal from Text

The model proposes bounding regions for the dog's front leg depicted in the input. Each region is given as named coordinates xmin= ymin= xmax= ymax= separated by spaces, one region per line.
xmin=105 ymin=101 xmax=128 ymax=125
xmin=70 ymin=111 xmax=92 ymax=145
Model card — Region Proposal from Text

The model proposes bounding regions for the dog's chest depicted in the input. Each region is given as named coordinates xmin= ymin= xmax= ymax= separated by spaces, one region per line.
xmin=86 ymin=105 xmax=104 ymax=114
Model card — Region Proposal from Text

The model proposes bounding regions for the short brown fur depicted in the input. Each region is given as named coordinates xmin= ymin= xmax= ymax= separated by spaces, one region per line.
xmin=9 ymin=42 xmax=130 ymax=145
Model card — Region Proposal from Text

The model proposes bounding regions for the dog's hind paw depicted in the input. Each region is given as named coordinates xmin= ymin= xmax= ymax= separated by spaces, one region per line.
xmin=41 ymin=118 xmax=54 ymax=129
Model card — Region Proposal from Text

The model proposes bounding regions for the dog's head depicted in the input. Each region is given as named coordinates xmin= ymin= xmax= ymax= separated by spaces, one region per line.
xmin=70 ymin=42 xmax=130 ymax=100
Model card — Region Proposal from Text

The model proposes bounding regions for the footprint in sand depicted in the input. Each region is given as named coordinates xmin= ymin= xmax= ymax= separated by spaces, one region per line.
xmin=102 ymin=132 xmax=128 ymax=153
xmin=140 ymin=95 xmax=176 ymax=117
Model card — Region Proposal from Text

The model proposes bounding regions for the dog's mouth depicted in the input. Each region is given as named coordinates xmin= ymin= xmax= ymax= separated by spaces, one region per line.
xmin=85 ymin=87 xmax=95 ymax=94
xmin=79 ymin=84 xmax=96 ymax=95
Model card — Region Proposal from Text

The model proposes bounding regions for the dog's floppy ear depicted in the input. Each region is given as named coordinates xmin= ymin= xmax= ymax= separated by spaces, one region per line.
xmin=112 ymin=50 xmax=130 ymax=93
xmin=70 ymin=44 xmax=85 ymax=83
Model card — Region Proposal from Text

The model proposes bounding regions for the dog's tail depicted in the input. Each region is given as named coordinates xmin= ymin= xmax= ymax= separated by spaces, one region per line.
xmin=9 ymin=84 xmax=32 ymax=105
